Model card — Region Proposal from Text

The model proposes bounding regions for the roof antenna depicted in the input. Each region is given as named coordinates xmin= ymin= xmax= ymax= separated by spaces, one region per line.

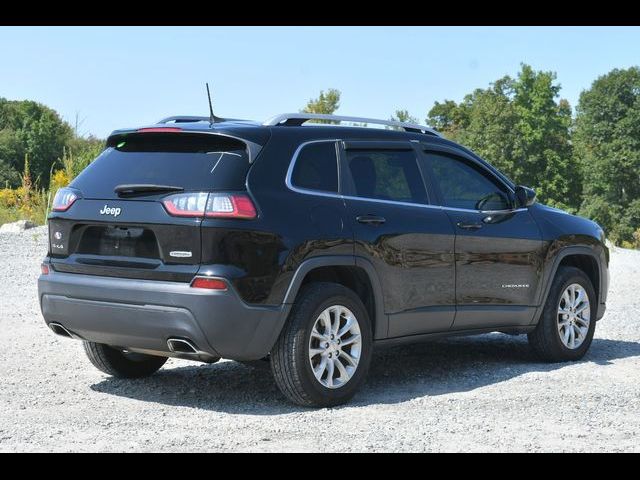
xmin=206 ymin=83 xmax=216 ymax=125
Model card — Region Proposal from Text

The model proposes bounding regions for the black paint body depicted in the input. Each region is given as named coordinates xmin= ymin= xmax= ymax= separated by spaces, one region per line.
xmin=39 ymin=120 xmax=609 ymax=359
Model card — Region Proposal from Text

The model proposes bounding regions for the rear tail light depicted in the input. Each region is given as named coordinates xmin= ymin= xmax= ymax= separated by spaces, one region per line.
xmin=162 ymin=192 xmax=256 ymax=219
xmin=205 ymin=193 xmax=257 ymax=219
xmin=162 ymin=192 xmax=209 ymax=217
xmin=41 ymin=264 xmax=50 ymax=275
xmin=51 ymin=188 xmax=79 ymax=212
xmin=190 ymin=277 xmax=228 ymax=290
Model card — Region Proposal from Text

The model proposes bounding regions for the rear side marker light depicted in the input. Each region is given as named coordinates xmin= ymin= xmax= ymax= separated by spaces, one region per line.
xmin=191 ymin=277 xmax=228 ymax=290
xmin=41 ymin=264 xmax=50 ymax=275
xmin=162 ymin=192 xmax=257 ymax=219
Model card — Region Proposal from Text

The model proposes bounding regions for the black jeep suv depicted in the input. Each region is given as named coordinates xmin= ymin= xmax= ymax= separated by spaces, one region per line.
xmin=38 ymin=113 xmax=609 ymax=407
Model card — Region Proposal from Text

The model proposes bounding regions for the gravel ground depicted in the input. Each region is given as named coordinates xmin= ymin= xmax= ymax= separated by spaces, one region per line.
xmin=1 ymin=226 xmax=639 ymax=452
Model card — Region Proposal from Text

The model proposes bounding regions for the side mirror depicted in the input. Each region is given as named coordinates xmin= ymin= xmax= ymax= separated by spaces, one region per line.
xmin=515 ymin=185 xmax=536 ymax=208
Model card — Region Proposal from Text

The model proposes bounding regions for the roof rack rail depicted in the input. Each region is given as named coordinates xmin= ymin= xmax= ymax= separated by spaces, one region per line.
xmin=158 ymin=116 xmax=211 ymax=124
xmin=263 ymin=113 xmax=441 ymax=136
xmin=158 ymin=115 xmax=257 ymax=125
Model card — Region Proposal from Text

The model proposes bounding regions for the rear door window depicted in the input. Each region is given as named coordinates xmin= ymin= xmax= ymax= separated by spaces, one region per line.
xmin=71 ymin=133 xmax=251 ymax=199
xmin=345 ymin=148 xmax=428 ymax=204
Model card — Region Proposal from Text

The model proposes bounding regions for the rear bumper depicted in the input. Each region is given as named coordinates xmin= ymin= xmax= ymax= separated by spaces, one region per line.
xmin=38 ymin=269 xmax=289 ymax=361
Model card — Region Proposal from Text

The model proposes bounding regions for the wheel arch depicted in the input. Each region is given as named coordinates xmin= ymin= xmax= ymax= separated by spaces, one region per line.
xmin=532 ymin=246 xmax=604 ymax=325
xmin=282 ymin=256 xmax=387 ymax=339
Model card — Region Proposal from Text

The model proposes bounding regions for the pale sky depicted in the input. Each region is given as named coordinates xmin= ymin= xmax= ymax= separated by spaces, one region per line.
xmin=1 ymin=26 xmax=638 ymax=138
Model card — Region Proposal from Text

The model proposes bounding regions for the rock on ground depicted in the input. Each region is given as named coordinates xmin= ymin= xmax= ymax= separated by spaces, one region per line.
xmin=0 ymin=227 xmax=638 ymax=452
xmin=0 ymin=220 xmax=37 ymax=233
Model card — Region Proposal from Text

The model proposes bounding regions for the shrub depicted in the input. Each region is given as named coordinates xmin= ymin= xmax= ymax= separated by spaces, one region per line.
xmin=48 ymin=143 xmax=102 ymax=196
xmin=0 ymin=154 xmax=51 ymax=225
xmin=634 ymin=228 xmax=640 ymax=249
xmin=50 ymin=169 xmax=71 ymax=194
xmin=0 ymin=188 xmax=19 ymax=208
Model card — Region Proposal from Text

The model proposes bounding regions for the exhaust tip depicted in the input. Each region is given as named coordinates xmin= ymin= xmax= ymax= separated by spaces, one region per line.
xmin=167 ymin=338 xmax=199 ymax=354
xmin=49 ymin=322 xmax=73 ymax=338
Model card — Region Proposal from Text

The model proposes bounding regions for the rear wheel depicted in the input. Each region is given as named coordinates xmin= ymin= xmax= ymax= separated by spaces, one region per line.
xmin=83 ymin=341 xmax=167 ymax=378
xmin=270 ymin=282 xmax=372 ymax=407
xmin=528 ymin=266 xmax=596 ymax=362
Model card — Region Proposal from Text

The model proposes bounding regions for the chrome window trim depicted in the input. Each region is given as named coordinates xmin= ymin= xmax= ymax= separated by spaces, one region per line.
xmin=340 ymin=194 xmax=527 ymax=215
xmin=286 ymin=139 xmax=342 ymax=198
xmin=285 ymin=140 xmax=529 ymax=215
xmin=342 ymin=194 xmax=440 ymax=210
xmin=443 ymin=206 xmax=528 ymax=214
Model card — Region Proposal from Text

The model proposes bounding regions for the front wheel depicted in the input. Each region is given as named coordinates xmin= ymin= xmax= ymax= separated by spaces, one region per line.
xmin=270 ymin=282 xmax=373 ymax=407
xmin=528 ymin=266 xmax=597 ymax=362
xmin=83 ymin=341 xmax=167 ymax=378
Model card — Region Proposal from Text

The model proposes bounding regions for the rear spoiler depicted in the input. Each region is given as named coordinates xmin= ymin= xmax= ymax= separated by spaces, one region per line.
xmin=106 ymin=128 xmax=264 ymax=163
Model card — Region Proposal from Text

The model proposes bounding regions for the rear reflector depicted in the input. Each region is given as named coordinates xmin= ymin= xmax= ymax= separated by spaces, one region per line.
xmin=191 ymin=277 xmax=227 ymax=290
xmin=136 ymin=127 xmax=183 ymax=133
xmin=41 ymin=264 xmax=50 ymax=275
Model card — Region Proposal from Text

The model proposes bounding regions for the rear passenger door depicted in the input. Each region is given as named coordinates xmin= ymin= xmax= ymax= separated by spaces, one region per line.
xmin=340 ymin=141 xmax=456 ymax=338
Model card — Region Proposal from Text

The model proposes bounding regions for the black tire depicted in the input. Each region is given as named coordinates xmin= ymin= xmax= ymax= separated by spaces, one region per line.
xmin=270 ymin=282 xmax=373 ymax=407
xmin=528 ymin=266 xmax=597 ymax=362
xmin=83 ymin=341 xmax=167 ymax=378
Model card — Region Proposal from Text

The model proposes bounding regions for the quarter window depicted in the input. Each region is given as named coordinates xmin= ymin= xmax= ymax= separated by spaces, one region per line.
xmin=291 ymin=142 xmax=339 ymax=193
xmin=346 ymin=149 xmax=428 ymax=204
xmin=425 ymin=152 xmax=512 ymax=211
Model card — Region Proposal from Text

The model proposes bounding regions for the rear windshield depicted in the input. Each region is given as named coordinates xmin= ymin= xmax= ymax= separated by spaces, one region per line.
xmin=71 ymin=133 xmax=250 ymax=198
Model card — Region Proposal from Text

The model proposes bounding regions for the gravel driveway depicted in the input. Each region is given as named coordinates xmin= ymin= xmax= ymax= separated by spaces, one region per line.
xmin=1 ymin=226 xmax=639 ymax=452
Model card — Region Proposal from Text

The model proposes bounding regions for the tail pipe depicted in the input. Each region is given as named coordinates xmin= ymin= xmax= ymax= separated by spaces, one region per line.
xmin=48 ymin=322 xmax=74 ymax=338
xmin=167 ymin=338 xmax=200 ymax=354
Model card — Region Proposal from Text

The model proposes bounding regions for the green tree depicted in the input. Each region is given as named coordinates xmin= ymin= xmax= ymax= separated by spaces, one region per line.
xmin=426 ymin=64 xmax=577 ymax=211
xmin=390 ymin=109 xmax=418 ymax=124
xmin=0 ymin=129 xmax=22 ymax=186
xmin=302 ymin=89 xmax=341 ymax=115
xmin=574 ymin=67 xmax=640 ymax=243
xmin=0 ymin=98 xmax=72 ymax=187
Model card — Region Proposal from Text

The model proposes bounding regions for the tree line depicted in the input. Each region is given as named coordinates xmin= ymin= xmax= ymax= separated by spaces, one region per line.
xmin=0 ymin=98 xmax=103 ymax=224
xmin=304 ymin=65 xmax=640 ymax=247
xmin=1 ymin=64 xmax=639 ymax=247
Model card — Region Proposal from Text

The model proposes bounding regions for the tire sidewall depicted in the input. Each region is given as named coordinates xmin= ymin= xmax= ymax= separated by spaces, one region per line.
xmin=84 ymin=341 xmax=167 ymax=378
xmin=544 ymin=269 xmax=597 ymax=360
xmin=294 ymin=286 xmax=373 ymax=406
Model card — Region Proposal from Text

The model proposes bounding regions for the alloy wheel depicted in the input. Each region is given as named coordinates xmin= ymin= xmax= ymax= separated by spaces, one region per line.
xmin=308 ymin=305 xmax=362 ymax=389
xmin=557 ymin=283 xmax=591 ymax=349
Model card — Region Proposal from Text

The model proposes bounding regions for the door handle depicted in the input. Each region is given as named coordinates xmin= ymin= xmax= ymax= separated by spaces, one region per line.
xmin=356 ymin=215 xmax=386 ymax=225
xmin=456 ymin=221 xmax=483 ymax=230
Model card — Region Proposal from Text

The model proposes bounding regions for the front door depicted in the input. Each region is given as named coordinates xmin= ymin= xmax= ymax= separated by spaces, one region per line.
xmin=421 ymin=146 xmax=544 ymax=330
xmin=341 ymin=141 xmax=456 ymax=338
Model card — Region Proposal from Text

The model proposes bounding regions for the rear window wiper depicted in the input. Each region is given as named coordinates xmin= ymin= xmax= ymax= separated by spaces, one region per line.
xmin=114 ymin=184 xmax=185 ymax=196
